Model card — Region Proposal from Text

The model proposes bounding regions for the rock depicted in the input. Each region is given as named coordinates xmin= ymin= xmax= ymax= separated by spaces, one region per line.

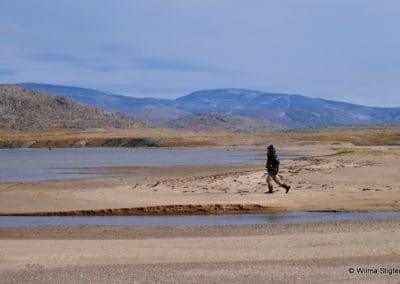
xmin=101 ymin=138 xmax=159 ymax=147
xmin=21 ymin=141 xmax=36 ymax=148
xmin=123 ymin=138 xmax=159 ymax=147
xmin=73 ymin=139 xmax=89 ymax=148
xmin=102 ymin=138 xmax=123 ymax=147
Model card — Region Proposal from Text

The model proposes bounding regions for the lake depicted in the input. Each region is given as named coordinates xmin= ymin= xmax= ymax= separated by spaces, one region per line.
xmin=0 ymin=148 xmax=278 ymax=182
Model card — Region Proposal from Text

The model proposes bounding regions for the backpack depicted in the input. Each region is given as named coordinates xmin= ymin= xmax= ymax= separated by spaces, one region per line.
xmin=267 ymin=159 xmax=280 ymax=176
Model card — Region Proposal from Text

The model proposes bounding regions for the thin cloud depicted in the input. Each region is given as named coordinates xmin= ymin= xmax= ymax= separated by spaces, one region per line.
xmin=25 ymin=52 xmax=80 ymax=63
xmin=0 ymin=68 xmax=16 ymax=76
xmin=24 ymin=52 xmax=124 ymax=73
xmin=97 ymin=43 xmax=137 ymax=54
xmin=80 ymin=63 xmax=124 ymax=73
xmin=132 ymin=58 xmax=224 ymax=73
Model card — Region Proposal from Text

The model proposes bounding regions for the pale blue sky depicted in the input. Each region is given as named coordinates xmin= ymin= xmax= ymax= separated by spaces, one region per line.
xmin=1 ymin=0 xmax=399 ymax=107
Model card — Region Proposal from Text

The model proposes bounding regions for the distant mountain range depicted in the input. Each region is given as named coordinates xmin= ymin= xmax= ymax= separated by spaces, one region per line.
xmin=16 ymin=83 xmax=400 ymax=130
xmin=0 ymin=85 xmax=146 ymax=130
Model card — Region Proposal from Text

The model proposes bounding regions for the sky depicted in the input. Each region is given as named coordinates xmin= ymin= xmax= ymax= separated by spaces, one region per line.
xmin=1 ymin=0 xmax=400 ymax=107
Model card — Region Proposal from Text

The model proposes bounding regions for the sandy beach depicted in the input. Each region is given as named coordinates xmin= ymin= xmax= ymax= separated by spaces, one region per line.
xmin=0 ymin=142 xmax=399 ymax=282
xmin=1 ymin=220 xmax=400 ymax=283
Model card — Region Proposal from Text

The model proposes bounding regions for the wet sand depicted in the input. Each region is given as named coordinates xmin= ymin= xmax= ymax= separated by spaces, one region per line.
xmin=0 ymin=143 xmax=399 ymax=282
xmin=1 ymin=219 xmax=400 ymax=283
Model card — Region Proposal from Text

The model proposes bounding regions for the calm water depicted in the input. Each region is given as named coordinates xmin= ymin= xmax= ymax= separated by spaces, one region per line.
xmin=1 ymin=212 xmax=400 ymax=227
xmin=0 ymin=148 xmax=276 ymax=182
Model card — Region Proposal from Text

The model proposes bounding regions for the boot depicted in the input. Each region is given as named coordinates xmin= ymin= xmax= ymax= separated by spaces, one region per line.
xmin=267 ymin=185 xmax=273 ymax=194
xmin=283 ymin=184 xmax=291 ymax=194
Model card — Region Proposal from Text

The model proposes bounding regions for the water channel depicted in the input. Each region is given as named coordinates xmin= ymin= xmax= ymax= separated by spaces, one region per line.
xmin=1 ymin=211 xmax=400 ymax=227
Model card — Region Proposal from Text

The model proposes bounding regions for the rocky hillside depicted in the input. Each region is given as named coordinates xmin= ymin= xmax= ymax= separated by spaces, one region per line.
xmin=18 ymin=83 xmax=187 ymax=122
xmin=0 ymin=85 xmax=147 ymax=130
xmin=162 ymin=113 xmax=284 ymax=133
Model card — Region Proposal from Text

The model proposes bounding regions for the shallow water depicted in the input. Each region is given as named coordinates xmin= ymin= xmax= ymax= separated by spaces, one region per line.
xmin=1 ymin=212 xmax=400 ymax=227
xmin=0 ymin=148 xmax=278 ymax=182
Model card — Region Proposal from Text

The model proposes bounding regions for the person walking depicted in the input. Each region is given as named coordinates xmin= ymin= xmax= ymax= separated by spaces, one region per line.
xmin=265 ymin=145 xmax=290 ymax=194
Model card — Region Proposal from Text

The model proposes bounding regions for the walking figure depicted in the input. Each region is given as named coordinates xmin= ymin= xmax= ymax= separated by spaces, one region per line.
xmin=266 ymin=145 xmax=290 ymax=194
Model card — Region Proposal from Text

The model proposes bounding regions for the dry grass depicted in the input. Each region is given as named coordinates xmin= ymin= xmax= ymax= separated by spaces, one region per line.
xmin=326 ymin=149 xmax=387 ymax=157
xmin=0 ymin=125 xmax=399 ymax=148
xmin=280 ymin=128 xmax=400 ymax=146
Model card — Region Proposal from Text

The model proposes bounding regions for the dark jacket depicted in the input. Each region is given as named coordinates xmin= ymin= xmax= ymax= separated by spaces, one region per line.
xmin=266 ymin=150 xmax=280 ymax=176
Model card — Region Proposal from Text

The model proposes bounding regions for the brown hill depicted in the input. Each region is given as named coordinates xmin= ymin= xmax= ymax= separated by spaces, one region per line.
xmin=0 ymin=85 xmax=147 ymax=130
xmin=162 ymin=112 xmax=285 ymax=133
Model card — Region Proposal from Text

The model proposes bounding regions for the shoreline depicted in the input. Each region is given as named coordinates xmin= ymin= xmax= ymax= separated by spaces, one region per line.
xmin=1 ymin=144 xmax=399 ymax=215
xmin=1 ymin=125 xmax=399 ymax=149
